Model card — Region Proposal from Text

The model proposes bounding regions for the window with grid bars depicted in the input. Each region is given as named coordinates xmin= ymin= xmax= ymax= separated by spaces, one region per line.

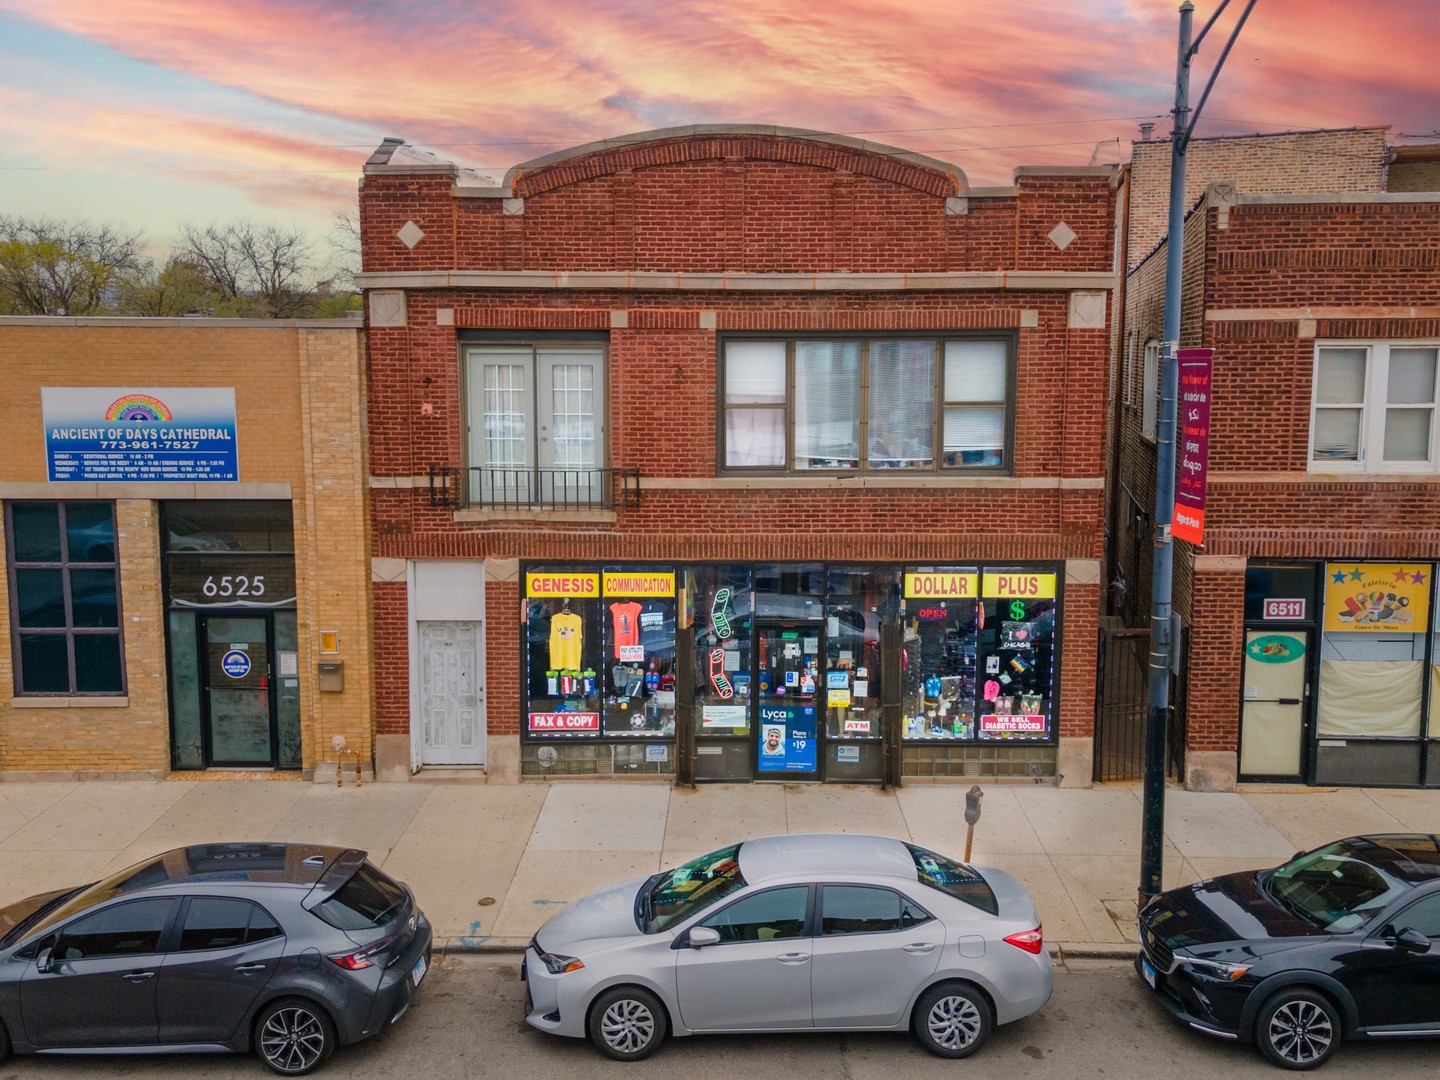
xmin=464 ymin=344 xmax=607 ymax=503
xmin=1311 ymin=342 xmax=1440 ymax=471
xmin=6 ymin=502 xmax=125 ymax=695
xmin=721 ymin=336 xmax=1013 ymax=473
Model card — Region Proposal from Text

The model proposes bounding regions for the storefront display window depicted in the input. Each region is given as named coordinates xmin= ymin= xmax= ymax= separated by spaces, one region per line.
xmin=900 ymin=566 xmax=1058 ymax=743
xmin=1318 ymin=563 xmax=1430 ymax=740
xmin=601 ymin=569 xmax=677 ymax=737
xmin=525 ymin=569 xmax=604 ymax=737
xmin=690 ymin=565 xmax=753 ymax=736
xmin=823 ymin=567 xmax=898 ymax=740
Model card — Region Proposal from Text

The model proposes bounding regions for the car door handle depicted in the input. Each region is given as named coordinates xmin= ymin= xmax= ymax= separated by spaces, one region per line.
xmin=776 ymin=953 xmax=810 ymax=964
xmin=123 ymin=971 xmax=156 ymax=982
xmin=903 ymin=943 xmax=937 ymax=954
xmin=235 ymin=963 xmax=268 ymax=974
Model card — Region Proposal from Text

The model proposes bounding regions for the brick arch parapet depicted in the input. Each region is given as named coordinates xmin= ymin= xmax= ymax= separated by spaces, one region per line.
xmin=502 ymin=125 xmax=970 ymax=201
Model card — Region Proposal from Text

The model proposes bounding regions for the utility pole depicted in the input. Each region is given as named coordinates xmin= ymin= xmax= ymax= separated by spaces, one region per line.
xmin=1140 ymin=0 xmax=1257 ymax=902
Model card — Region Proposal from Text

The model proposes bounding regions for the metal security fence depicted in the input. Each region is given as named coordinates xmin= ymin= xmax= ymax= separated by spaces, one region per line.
xmin=1093 ymin=625 xmax=1186 ymax=783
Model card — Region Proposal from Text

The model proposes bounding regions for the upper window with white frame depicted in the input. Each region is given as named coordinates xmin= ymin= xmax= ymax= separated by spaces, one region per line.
xmin=721 ymin=336 xmax=1014 ymax=473
xmin=5 ymin=501 xmax=124 ymax=695
xmin=463 ymin=342 xmax=607 ymax=504
xmin=1141 ymin=338 xmax=1160 ymax=440
xmin=1311 ymin=342 xmax=1440 ymax=471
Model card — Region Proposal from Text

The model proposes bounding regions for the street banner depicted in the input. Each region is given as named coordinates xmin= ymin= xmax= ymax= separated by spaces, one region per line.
xmin=1172 ymin=348 xmax=1213 ymax=545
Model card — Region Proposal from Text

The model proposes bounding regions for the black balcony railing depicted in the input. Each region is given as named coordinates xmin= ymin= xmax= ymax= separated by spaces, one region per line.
xmin=429 ymin=466 xmax=641 ymax=511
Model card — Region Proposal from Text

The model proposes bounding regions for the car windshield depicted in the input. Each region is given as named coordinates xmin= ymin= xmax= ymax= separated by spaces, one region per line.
xmin=1267 ymin=839 xmax=1416 ymax=931
xmin=643 ymin=844 xmax=747 ymax=933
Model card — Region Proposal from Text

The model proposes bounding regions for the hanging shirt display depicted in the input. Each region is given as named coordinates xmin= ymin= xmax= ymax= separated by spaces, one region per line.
xmin=549 ymin=610 xmax=584 ymax=671
xmin=609 ymin=601 xmax=643 ymax=656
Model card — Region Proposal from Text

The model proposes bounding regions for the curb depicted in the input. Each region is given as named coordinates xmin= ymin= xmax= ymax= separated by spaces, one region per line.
xmin=430 ymin=936 xmax=1140 ymax=961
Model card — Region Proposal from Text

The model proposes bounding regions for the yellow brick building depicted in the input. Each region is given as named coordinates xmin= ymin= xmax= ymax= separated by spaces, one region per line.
xmin=0 ymin=319 xmax=373 ymax=780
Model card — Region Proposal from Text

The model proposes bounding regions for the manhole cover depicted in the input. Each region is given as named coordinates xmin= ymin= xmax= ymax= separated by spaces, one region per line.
xmin=478 ymin=897 xmax=496 ymax=906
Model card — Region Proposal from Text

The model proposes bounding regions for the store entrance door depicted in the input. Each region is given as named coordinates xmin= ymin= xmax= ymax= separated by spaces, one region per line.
xmin=754 ymin=622 xmax=821 ymax=781
xmin=200 ymin=614 xmax=276 ymax=768
xmin=1239 ymin=629 xmax=1310 ymax=781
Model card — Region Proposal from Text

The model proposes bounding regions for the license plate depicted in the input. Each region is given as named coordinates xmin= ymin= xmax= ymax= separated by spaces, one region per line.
xmin=1141 ymin=958 xmax=1156 ymax=989
xmin=412 ymin=956 xmax=428 ymax=987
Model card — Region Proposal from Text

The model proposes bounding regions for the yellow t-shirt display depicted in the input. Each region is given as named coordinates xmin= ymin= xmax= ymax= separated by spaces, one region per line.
xmin=549 ymin=611 xmax=584 ymax=671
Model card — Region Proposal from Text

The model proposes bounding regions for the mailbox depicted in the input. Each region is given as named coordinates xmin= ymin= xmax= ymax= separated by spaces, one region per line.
xmin=317 ymin=661 xmax=344 ymax=692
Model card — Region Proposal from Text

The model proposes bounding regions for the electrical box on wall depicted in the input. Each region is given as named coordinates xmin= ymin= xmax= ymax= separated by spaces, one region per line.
xmin=317 ymin=661 xmax=344 ymax=692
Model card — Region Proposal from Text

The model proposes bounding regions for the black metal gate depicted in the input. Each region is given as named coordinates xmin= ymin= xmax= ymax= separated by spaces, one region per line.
xmin=1094 ymin=626 xmax=1186 ymax=782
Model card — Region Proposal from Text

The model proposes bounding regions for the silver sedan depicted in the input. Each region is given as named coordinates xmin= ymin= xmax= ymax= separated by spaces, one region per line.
xmin=522 ymin=833 xmax=1051 ymax=1060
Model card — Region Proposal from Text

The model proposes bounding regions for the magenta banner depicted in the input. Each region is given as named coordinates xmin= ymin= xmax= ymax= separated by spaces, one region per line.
xmin=1172 ymin=347 xmax=1213 ymax=545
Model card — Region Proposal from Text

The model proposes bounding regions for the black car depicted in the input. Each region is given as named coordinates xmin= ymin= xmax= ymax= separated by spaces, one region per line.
xmin=0 ymin=843 xmax=431 ymax=1075
xmin=1138 ymin=834 xmax=1440 ymax=1070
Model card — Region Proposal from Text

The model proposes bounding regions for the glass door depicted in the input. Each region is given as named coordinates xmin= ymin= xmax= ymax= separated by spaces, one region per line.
xmin=1239 ymin=629 xmax=1309 ymax=781
xmin=200 ymin=614 xmax=276 ymax=767
xmin=754 ymin=622 xmax=821 ymax=780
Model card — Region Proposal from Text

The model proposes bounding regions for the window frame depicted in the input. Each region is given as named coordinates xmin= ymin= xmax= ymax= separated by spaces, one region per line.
xmin=459 ymin=334 xmax=611 ymax=500
xmin=717 ymin=332 xmax=1018 ymax=476
xmin=5 ymin=500 xmax=126 ymax=697
xmin=1141 ymin=338 xmax=1160 ymax=441
xmin=1309 ymin=340 xmax=1440 ymax=473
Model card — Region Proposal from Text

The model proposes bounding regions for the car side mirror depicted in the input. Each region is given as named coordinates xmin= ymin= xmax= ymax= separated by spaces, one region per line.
xmin=35 ymin=946 xmax=54 ymax=974
xmin=1396 ymin=927 xmax=1432 ymax=954
xmin=688 ymin=926 xmax=721 ymax=949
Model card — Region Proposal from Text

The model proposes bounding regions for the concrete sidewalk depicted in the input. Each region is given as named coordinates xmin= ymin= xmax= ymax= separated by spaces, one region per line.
xmin=3 ymin=779 xmax=1438 ymax=957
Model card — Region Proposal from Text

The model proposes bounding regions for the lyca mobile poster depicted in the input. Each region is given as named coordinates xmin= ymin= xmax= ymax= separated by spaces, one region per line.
xmin=43 ymin=387 xmax=238 ymax=483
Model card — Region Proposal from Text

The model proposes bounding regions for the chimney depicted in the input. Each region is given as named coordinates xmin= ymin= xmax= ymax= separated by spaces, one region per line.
xmin=1138 ymin=122 xmax=1156 ymax=142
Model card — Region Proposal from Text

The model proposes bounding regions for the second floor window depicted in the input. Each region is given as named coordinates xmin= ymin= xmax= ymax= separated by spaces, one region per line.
xmin=721 ymin=336 xmax=1014 ymax=473
xmin=1311 ymin=342 xmax=1440 ymax=470
xmin=464 ymin=343 xmax=607 ymax=503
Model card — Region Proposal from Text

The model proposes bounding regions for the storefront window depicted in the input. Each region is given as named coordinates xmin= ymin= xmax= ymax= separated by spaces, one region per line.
xmin=824 ymin=567 xmax=898 ymax=740
xmin=525 ymin=569 xmax=604 ymax=737
xmin=601 ymin=568 xmax=677 ymax=737
xmin=691 ymin=565 xmax=753 ymax=735
xmin=901 ymin=566 xmax=1058 ymax=742
xmin=1318 ymin=563 xmax=1430 ymax=740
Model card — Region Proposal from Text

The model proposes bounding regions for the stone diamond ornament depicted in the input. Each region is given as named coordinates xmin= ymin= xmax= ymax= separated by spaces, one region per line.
xmin=397 ymin=220 xmax=425 ymax=249
xmin=1048 ymin=222 xmax=1077 ymax=251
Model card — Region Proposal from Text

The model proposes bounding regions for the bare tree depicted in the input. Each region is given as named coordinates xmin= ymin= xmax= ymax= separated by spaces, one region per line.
xmin=0 ymin=216 xmax=146 ymax=315
xmin=174 ymin=221 xmax=318 ymax=318
xmin=113 ymin=254 xmax=219 ymax=317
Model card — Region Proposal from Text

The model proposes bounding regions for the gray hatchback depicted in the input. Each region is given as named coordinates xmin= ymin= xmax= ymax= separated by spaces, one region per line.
xmin=0 ymin=842 xmax=431 ymax=1075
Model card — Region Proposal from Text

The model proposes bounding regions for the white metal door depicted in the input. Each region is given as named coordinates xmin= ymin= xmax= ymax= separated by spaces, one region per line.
xmin=418 ymin=621 xmax=486 ymax=766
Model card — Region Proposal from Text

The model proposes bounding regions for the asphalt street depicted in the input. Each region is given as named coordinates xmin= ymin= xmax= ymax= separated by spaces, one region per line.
xmin=4 ymin=956 xmax=1439 ymax=1079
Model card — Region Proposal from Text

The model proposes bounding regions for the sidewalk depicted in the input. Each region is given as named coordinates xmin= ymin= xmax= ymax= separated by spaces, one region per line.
xmin=3 ymin=779 xmax=1438 ymax=958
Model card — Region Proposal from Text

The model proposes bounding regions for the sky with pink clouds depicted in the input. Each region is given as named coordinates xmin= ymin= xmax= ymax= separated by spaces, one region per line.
xmin=3 ymin=0 xmax=1437 ymax=255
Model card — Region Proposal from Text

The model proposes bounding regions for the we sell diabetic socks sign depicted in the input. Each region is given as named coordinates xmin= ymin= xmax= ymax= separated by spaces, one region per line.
xmin=43 ymin=388 xmax=239 ymax=482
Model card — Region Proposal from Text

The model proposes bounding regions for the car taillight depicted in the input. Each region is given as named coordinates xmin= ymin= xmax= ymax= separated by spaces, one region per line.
xmin=329 ymin=936 xmax=395 ymax=970
xmin=1004 ymin=927 xmax=1044 ymax=954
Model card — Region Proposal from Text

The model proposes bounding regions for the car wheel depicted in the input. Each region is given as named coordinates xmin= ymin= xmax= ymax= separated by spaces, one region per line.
xmin=1256 ymin=988 xmax=1341 ymax=1070
xmin=588 ymin=986 xmax=668 ymax=1061
xmin=255 ymin=998 xmax=337 ymax=1076
xmin=913 ymin=981 xmax=994 ymax=1059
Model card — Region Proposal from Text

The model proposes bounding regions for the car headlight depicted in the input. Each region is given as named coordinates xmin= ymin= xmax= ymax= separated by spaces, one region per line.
xmin=537 ymin=950 xmax=585 ymax=974
xmin=1178 ymin=955 xmax=1250 ymax=981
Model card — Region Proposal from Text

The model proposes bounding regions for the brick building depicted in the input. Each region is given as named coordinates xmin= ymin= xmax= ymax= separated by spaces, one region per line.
xmin=357 ymin=126 xmax=1118 ymax=785
xmin=1112 ymin=131 xmax=1440 ymax=789
xmin=0 ymin=319 xmax=374 ymax=780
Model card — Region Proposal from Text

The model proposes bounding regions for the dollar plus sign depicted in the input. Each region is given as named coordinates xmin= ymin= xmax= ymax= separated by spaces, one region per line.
xmin=1009 ymin=600 xmax=1026 ymax=620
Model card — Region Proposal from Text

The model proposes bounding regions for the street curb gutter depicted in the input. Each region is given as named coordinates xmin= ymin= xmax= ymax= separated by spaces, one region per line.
xmin=432 ymin=937 xmax=1140 ymax=961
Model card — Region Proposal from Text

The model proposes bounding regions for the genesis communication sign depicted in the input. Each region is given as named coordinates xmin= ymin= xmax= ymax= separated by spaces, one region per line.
xmin=43 ymin=387 xmax=238 ymax=483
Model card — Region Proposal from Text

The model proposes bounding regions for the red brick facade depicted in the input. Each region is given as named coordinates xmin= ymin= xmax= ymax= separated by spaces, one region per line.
xmin=359 ymin=128 xmax=1118 ymax=781
xmin=1116 ymin=144 xmax=1440 ymax=787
